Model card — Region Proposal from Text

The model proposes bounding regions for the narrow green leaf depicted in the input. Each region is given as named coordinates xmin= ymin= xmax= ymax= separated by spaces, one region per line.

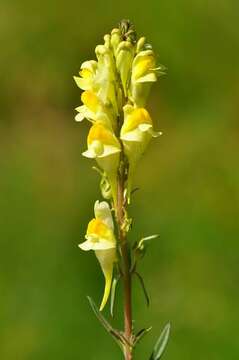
xmin=131 ymin=234 xmax=160 ymax=271
xmin=149 ymin=323 xmax=171 ymax=360
xmin=134 ymin=326 xmax=152 ymax=346
xmin=92 ymin=166 xmax=103 ymax=175
xmin=134 ymin=271 xmax=150 ymax=306
xmin=138 ymin=234 xmax=160 ymax=249
xmin=87 ymin=296 xmax=126 ymax=351
xmin=131 ymin=187 xmax=140 ymax=196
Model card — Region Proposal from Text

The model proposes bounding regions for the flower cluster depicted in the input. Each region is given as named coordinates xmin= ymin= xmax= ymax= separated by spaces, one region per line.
xmin=75 ymin=20 xmax=163 ymax=311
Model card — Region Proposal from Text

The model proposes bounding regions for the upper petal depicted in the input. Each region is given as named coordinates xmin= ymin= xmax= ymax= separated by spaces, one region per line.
xmin=94 ymin=201 xmax=114 ymax=230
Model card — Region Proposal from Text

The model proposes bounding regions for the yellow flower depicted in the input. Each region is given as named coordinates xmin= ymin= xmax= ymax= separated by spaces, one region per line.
xmin=74 ymin=60 xmax=97 ymax=91
xmin=120 ymin=105 xmax=161 ymax=202
xmin=81 ymin=90 xmax=100 ymax=112
xmin=130 ymin=50 xmax=157 ymax=107
xmin=79 ymin=201 xmax=116 ymax=311
xmin=94 ymin=44 xmax=118 ymax=115
xmin=75 ymin=90 xmax=115 ymax=129
xmin=82 ymin=123 xmax=121 ymax=205
xmin=74 ymin=38 xmax=119 ymax=127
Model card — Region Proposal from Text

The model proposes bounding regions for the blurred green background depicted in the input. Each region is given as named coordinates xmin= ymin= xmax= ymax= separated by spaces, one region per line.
xmin=1 ymin=0 xmax=239 ymax=359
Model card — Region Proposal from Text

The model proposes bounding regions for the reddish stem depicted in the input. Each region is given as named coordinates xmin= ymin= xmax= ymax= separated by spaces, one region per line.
xmin=116 ymin=167 xmax=133 ymax=360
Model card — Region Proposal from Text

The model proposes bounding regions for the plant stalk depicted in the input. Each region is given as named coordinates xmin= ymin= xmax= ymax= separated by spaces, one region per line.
xmin=116 ymin=164 xmax=133 ymax=360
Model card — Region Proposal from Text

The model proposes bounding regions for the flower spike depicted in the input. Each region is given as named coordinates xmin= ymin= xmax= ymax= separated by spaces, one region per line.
xmin=75 ymin=20 xmax=169 ymax=358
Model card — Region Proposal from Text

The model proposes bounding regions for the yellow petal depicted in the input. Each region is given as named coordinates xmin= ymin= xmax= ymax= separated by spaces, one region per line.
xmin=94 ymin=201 xmax=114 ymax=230
xmin=79 ymin=68 xmax=92 ymax=79
xmin=121 ymin=108 xmax=152 ymax=135
xmin=87 ymin=218 xmax=115 ymax=244
xmin=81 ymin=91 xmax=100 ymax=113
xmin=87 ymin=218 xmax=108 ymax=236
xmin=87 ymin=123 xmax=119 ymax=147
xmin=80 ymin=237 xmax=115 ymax=250
xmin=132 ymin=52 xmax=156 ymax=80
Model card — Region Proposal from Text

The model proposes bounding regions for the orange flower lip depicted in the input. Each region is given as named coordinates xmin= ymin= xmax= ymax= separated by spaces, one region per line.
xmin=87 ymin=218 xmax=110 ymax=239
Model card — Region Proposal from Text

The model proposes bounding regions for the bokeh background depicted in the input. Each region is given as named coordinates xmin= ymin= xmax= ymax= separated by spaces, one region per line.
xmin=1 ymin=0 xmax=239 ymax=359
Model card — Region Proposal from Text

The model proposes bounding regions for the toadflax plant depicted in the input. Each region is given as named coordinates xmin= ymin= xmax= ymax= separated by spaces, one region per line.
xmin=74 ymin=20 xmax=170 ymax=360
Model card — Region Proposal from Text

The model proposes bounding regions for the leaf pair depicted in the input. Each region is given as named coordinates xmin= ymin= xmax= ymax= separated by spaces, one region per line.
xmin=88 ymin=296 xmax=170 ymax=359
xmin=87 ymin=296 xmax=130 ymax=353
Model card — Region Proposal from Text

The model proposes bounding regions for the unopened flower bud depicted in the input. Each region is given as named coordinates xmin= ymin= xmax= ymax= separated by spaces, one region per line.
xmin=94 ymin=45 xmax=118 ymax=115
xmin=116 ymin=41 xmax=135 ymax=96
xmin=110 ymin=28 xmax=121 ymax=55
xmin=103 ymin=34 xmax=111 ymax=49
xmin=95 ymin=44 xmax=108 ymax=57
xmin=136 ymin=37 xmax=146 ymax=53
